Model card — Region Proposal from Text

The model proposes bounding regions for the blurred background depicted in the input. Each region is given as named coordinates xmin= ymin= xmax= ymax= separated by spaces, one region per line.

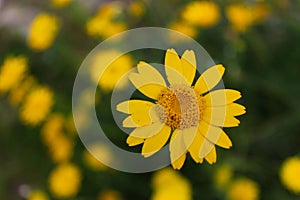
xmin=1 ymin=0 xmax=300 ymax=199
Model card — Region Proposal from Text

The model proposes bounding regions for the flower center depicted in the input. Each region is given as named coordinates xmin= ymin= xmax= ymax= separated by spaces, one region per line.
xmin=155 ymin=84 xmax=201 ymax=130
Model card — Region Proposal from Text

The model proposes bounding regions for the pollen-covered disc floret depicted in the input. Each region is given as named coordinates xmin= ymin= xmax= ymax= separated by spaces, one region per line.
xmin=156 ymin=84 xmax=201 ymax=130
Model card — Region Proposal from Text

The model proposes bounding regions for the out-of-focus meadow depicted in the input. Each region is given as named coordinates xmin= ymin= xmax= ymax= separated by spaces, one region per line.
xmin=1 ymin=0 xmax=300 ymax=199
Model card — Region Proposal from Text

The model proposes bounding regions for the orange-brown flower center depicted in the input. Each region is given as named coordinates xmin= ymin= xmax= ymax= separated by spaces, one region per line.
xmin=155 ymin=84 xmax=202 ymax=130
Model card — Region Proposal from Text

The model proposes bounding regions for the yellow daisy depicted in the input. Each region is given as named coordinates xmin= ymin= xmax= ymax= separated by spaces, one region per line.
xmin=48 ymin=163 xmax=81 ymax=198
xmin=27 ymin=13 xmax=59 ymax=51
xmin=52 ymin=0 xmax=72 ymax=8
xmin=98 ymin=189 xmax=123 ymax=200
xmin=182 ymin=1 xmax=220 ymax=27
xmin=86 ymin=3 xmax=127 ymax=39
xmin=227 ymin=178 xmax=260 ymax=200
xmin=168 ymin=21 xmax=197 ymax=38
xmin=214 ymin=164 xmax=233 ymax=189
xmin=0 ymin=55 xmax=28 ymax=93
xmin=20 ymin=86 xmax=54 ymax=126
xmin=280 ymin=156 xmax=300 ymax=194
xmin=27 ymin=190 xmax=49 ymax=200
xmin=151 ymin=168 xmax=192 ymax=200
xmin=225 ymin=4 xmax=254 ymax=33
xmin=117 ymin=49 xmax=245 ymax=169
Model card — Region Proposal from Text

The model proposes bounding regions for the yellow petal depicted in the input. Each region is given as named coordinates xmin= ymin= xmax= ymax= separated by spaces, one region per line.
xmin=131 ymin=111 xmax=152 ymax=126
xmin=182 ymin=126 xmax=198 ymax=149
xmin=123 ymin=116 xmax=139 ymax=127
xmin=194 ymin=64 xmax=225 ymax=95
xmin=226 ymin=103 xmax=246 ymax=116
xmin=122 ymin=111 xmax=151 ymax=127
xmin=216 ymin=131 xmax=232 ymax=149
xmin=170 ymin=129 xmax=187 ymax=169
xmin=129 ymin=121 xmax=165 ymax=139
xmin=198 ymin=131 xmax=214 ymax=158
xmin=165 ymin=49 xmax=181 ymax=70
xmin=205 ymin=147 xmax=217 ymax=164
xmin=164 ymin=49 xmax=189 ymax=85
xmin=116 ymin=100 xmax=153 ymax=114
xmin=202 ymin=106 xmax=225 ymax=126
xmin=188 ymin=132 xmax=204 ymax=163
xmin=198 ymin=121 xmax=232 ymax=149
xmin=129 ymin=73 xmax=166 ymax=100
xmin=198 ymin=121 xmax=221 ymax=143
xmin=148 ymin=105 xmax=161 ymax=122
xmin=203 ymin=89 xmax=242 ymax=106
xmin=180 ymin=50 xmax=197 ymax=85
xmin=128 ymin=62 xmax=166 ymax=100
xmin=142 ymin=125 xmax=171 ymax=157
xmin=171 ymin=153 xmax=186 ymax=170
xmin=137 ymin=61 xmax=167 ymax=86
xmin=202 ymin=106 xmax=241 ymax=127
xmin=126 ymin=135 xmax=144 ymax=146
xmin=119 ymin=104 xmax=159 ymax=128
xmin=220 ymin=117 xmax=240 ymax=127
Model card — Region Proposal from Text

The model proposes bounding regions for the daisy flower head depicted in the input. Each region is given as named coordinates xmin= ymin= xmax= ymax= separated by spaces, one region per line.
xmin=225 ymin=4 xmax=254 ymax=33
xmin=52 ymin=0 xmax=72 ymax=8
xmin=151 ymin=168 xmax=192 ymax=200
xmin=280 ymin=156 xmax=300 ymax=194
xmin=90 ymin=50 xmax=133 ymax=92
xmin=27 ymin=190 xmax=49 ymax=200
xmin=116 ymin=48 xmax=245 ymax=170
xmin=227 ymin=178 xmax=260 ymax=200
xmin=0 ymin=55 xmax=28 ymax=94
xmin=214 ymin=164 xmax=233 ymax=189
xmin=27 ymin=13 xmax=59 ymax=51
xmin=86 ymin=2 xmax=127 ymax=39
xmin=182 ymin=1 xmax=220 ymax=27
xmin=98 ymin=189 xmax=123 ymax=200
xmin=20 ymin=86 xmax=54 ymax=126
xmin=48 ymin=163 xmax=81 ymax=198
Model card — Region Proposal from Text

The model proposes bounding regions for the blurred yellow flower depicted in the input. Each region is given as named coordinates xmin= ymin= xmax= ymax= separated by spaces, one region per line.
xmin=97 ymin=2 xmax=121 ymax=18
xmin=20 ymin=86 xmax=54 ymax=126
xmin=252 ymin=3 xmax=270 ymax=22
xmin=49 ymin=163 xmax=82 ymax=198
xmin=227 ymin=178 xmax=260 ymax=200
xmin=41 ymin=114 xmax=73 ymax=163
xmin=280 ymin=156 xmax=300 ymax=194
xmin=214 ymin=165 xmax=233 ymax=189
xmin=98 ymin=189 xmax=123 ymax=200
xmin=48 ymin=135 xmax=74 ymax=163
xmin=0 ymin=56 xmax=28 ymax=93
xmin=83 ymin=143 xmax=113 ymax=170
xmin=91 ymin=51 xmax=133 ymax=91
xmin=41 ymin=114 xmax=64 ymax=145
xmin=27 ymin=13 xmax=59 ymax=51
xmin=182 ymin=1 xmax=220 ymax=27
xmin=86 ymin=17 xmax=126 ymax=39
xmin=52 ymin=0 xmax=72 ymax=7
xmin=66 ymin=115 xmax=77 ymax=136
xmin=86 ymin=16 xmax=108 ymax=36
xmin=128 ymin=1 xmax=145 ymax=17
xmin=104 ymin=22 xmax=127 ymax=39
xmin=27 ymin=190 xmax=48 ymax=200
xmin=86 ymin=3 xmax=127 ymax=38
xmin=152 ymin=167 xmax=185 ymax=188
xmin=151 ymin=168 xmax=192 ymax=200
xmin=83 ymin=150 xmax=107 ymax=171
xmin=169 ymin=22 xmax=197 ymax=38
xmin=226 ymin=4 xmax=253 ymax=32
xmin=9 ymin=76 xmax=35 ymax=106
